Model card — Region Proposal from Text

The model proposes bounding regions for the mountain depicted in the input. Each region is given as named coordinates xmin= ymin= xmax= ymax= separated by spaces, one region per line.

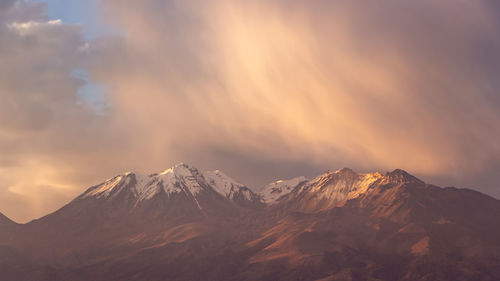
xmin=0 ymin=212 xmax=14 ymax=226
xmin=0 ymin=212 xmax=15 ymax=241
xmin=260 ymin=176 xmax=308 ymax=204
xmin=250 ymin=169 xmax=500 ymax=280
xmin=274 ymin=168 xmax=385 ymax=212
xmin=77 ymin=163 xmax=261 ymax=208
xmin=1 ymin=164 xmax=500 ymax=281
xmin=203 ymin=169 xmax=262 ymax=206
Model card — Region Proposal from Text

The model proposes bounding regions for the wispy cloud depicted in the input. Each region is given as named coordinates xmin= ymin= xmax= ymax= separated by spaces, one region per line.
xmin=95 ymin=0 xmax=500 ymax=184
xmin=1 ymin=0 xmax=500 ymax=222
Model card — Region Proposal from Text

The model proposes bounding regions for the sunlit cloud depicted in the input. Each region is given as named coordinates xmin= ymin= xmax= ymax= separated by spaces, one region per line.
xmin=95 ymin=0 xmax=500 ymax=180
xmin=1 ymin=0 xmax=500 ymax=222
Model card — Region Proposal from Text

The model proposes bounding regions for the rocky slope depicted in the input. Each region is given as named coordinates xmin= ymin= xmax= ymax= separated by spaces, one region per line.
xmin=1 ymin=164 xmax=499 ymax=281
xmin=260 ymin=176 xmax=308 ymax=204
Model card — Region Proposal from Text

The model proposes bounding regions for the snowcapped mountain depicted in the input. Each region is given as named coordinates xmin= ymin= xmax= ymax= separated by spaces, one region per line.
xmin=203 ymin=170 xmax=262 ymax=205
xmin=77 ymin=163 xmax=261 ymax=208
xmin=260 ymin=176 xmax=308 ymax=204
xmin=75 ymin=165 xmax=422 ymax=212
xmin=2 ymin=166 xmax=500 ymax=281
xmin=262 ymin=168 xmax=430 ymax=212
xmin=282 ymin=168 xmax=385 ymax=211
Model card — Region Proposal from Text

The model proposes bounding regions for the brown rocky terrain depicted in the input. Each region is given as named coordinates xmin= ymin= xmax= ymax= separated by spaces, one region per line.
xmin=1 ymin=165 xmax=499 ymax=281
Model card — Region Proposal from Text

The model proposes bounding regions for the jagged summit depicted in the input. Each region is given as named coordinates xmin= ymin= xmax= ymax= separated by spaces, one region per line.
xmin=260 ymin=176 xmax=308 ymax=204
xmin=3 ymin=164 xmax=500 ymax=281
xmin=77 ymin=163 xmax=261 ymax=207
xmin=203 ymin=169 xmax=244 ymax=197
xmin=333 ymin=167 xmax=358 ymax=175
xmin=159 ymin=162 xmax=194 ymax=175
xmin=262 ymin=168 xmax=427 ymax=212
xmin=279 ymin=169 xmax=384 ymax=211
xmin=203 ymin=170 xmax=259 ymax=202
xmin=385 ymin=169 xmax=425 ymax=185
xmin=80 ymin=163 xmax=204 ymax=201
xmin=76 ymin=164 xmax=427 ymax=212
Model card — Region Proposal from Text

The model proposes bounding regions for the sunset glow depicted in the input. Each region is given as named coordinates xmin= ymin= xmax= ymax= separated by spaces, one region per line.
xmin=1 ymin=0 xmax=499 ymax=223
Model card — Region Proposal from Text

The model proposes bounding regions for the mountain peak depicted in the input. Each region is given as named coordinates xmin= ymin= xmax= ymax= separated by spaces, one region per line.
xmin=334 ymin=167 xmax=357 ymax=175
xmin=312 ymin=168 xmax=361 ymax=186
xmin=76 ymin=164 xmax=262 ymax=209
xmin=159 ymin=162 xmax=196 ymax=175
xmin=257 ymin=167 xmax=428 ymax=212
xmin=79 ymin=163 xmax=205 ymax=202
xmin=260 ymin=176 xmax=308 ymax=204
xmin=4 ymin=166 xmax=500 ymax=281
xmin=385 ymin=169 xmax=424 ymax=185
xmin=75 ymin=165 xmax=427 ymax=212
xmin=301 ymin=169 xmax=383 ymax=204
xmin=203 ymin=170 xmax=244 ymax=198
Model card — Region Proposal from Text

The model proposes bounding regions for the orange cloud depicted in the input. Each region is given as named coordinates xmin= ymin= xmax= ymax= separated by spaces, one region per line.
xmin=95 ymin=0 xmax=500 ymax=176
xmin=1 ymin=0 xmax=500 ymax=222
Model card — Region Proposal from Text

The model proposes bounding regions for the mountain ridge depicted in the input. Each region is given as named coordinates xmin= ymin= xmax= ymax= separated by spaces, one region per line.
xmin=0 ymin=164 xmax=497 ymax=224
xmin=1 ymin=164 xmax=500 ymax=281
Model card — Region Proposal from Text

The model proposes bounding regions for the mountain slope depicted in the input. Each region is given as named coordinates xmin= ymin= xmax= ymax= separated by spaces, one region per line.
xmin=203 ymin=170 xmax=262 ymax=206
xmin=1 ymin=166 xmax=500 ymax=281
xmin=77 ymin=163 xmax=260 ymax=208
xmin=247 ymin=170 xmax=500 ymax=281
xmin=1 ymin=164 xmax=265 ymax=265
xmin=260 ymin=176 xmax=308 ymax=204
xmin=0 ymin=212 xmax=14 ymax=226
xmin=273 ymin=168 xmax=384 ymax=212
xmin=0 ymin=212 xmax=16 ymax=245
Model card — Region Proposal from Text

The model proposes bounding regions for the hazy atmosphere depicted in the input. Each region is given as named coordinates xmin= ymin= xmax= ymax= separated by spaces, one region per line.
xmin=1 ymin=0 xmax=500 ymax=222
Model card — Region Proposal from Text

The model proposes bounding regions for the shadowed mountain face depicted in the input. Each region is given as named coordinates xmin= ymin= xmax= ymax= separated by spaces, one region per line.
xmin=1 ymin=164 xmax=500 ymax=281
xmin=0 ymin=212 xmax=14 ymax=226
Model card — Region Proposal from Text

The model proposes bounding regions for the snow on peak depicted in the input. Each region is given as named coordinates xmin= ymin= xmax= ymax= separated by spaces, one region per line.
xmin=333 ymin=168 xmax=357 ymax=175
xmin=83 ymin=174 xmax=132 ymax=199
xmin=79 ymin=165 xmax=423 ymax=209
xmin=203 ymin=170 xmax=253 ymax=200
xmin=81 ymin=163 xmax=205 ymax=202
xmin=159 ymin=163 xmax=204 ymax=195
xmin=159 ymin=168 xmax=173 ymax=175
xmin=260 ymin=176 xmax=308 ymax=204
xmin=315 ymin=170 xmax=379 ymax=192
xmin=80 ymin=164 xmax=258 ymax=204
xmin=297 ymin=170 xmax=384 ymax=205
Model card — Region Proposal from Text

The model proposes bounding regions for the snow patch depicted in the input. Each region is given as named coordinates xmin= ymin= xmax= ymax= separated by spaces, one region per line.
xmin=203 ymin=170 xmax=249 ymax=200
xmin=81 ymin=164 xmax=257 ymax=204
xmin=260 ymin=176 xmax=308 ymax=204
xmin=304 ymin=171 xmax=383 ymax=203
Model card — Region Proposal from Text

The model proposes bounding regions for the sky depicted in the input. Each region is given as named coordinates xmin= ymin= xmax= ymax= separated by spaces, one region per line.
xmin=28 ymin=0 xmax=106 ymax=39
xmin=1 ymin=0 xmax=500 ymax=223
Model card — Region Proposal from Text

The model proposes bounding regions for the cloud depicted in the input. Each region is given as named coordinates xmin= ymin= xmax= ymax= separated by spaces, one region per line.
xmin=0 ymin=1 xmax=127 ymax=222
xmin=1 ymin=0 xmax=500 ymax=222
xmin=95 ymin=0 xmax=500 ymax=186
